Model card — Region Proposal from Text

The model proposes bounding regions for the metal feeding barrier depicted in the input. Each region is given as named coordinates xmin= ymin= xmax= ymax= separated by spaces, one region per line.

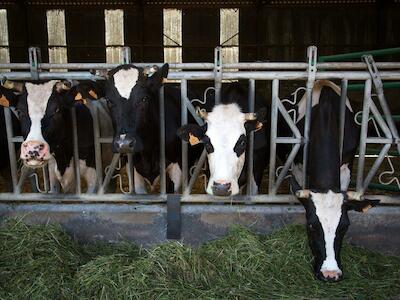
xmin=0 ymin=46 xmax=399 ymax=209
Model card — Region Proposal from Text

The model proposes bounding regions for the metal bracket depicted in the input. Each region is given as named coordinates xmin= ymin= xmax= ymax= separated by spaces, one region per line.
xmin=167 ymin=194 xmax=181 ymax=239
xmin=28 ymin=47 xmax=41 ymax=80
xmin=214 ymin=46 xmax=222 ymax=105
xmin=302 ymin=46 xmax=318 ymax=188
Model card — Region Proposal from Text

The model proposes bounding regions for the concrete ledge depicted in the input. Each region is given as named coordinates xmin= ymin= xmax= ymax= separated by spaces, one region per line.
xmin=0 ymin=203 xmax=399 ymax=256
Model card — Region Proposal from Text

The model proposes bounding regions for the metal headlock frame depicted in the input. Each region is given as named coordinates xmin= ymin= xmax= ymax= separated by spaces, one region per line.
xmin=1 ymin=46 xmax=400 ymax=206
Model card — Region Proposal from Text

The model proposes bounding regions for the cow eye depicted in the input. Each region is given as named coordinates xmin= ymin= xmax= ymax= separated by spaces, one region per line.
xmin=142 ymin=97 xmax=148 ymax=103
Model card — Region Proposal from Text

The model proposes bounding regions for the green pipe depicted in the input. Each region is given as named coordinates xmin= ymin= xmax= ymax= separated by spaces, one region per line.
xmin=365 ymin=148 xmax=400 ymax=157
xmin=319 ymin=47 xmax=400 ymax=62
xmin=356 ymin=114 xmax=400 ymax=122
xmin=348 ymin=81 xmax=400 ymax=91
xmin=350 ymin=181 xmax=400 ymax=192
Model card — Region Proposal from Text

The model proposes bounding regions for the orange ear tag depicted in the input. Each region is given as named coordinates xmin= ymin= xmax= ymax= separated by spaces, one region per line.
xmin=0 ymin=94 xmax=10 ymax=107
xmin=362 ymin=204 xmax=372 ymax=213
xmin=188 ymin=133 xmax=200 ymax=146
xmin=88 ymin=90 xmax=98 ymax=99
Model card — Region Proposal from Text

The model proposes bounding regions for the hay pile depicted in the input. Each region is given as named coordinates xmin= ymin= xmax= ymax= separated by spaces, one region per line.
xmin=0 ymin=219 xmax=399 ymax=299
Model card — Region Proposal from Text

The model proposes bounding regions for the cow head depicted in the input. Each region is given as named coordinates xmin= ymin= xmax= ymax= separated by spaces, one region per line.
xmin=101 ymin=64 xmax=168 ymax=153
xmin=292 ymin=179 xmax=379 ymax=282
xmin=1 ymin=80 xmax=74 ymax=168
xmin=178 ymin=103 xmax=265 ymax=196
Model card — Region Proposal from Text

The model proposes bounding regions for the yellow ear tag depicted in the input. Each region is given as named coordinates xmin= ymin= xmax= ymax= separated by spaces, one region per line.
xmin=0 ymin=94 xmax=10 ymax=107
xmin=362 ymin=204 xmax=372 ymax=213
xmin=88 ymin=90 xmax=98 ymax=99
xmin=188 ymin=133 xmax=200 ymax=146
xmin=162 ymin=78 xmax=168 ymax=84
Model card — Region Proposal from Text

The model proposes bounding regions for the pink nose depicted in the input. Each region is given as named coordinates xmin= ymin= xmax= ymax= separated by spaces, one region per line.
xmin=321 ymin=270 xmax=342 ymax=281
xmin=21 ymin=141 xmax=49 ymax=161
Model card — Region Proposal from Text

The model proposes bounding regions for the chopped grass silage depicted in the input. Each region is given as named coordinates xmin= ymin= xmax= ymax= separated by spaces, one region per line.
xmin=0 ymin=219 xmax=399 ymax=299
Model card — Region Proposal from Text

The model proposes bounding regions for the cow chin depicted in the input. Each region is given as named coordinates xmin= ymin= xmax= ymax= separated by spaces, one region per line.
xmin=23 ymin=156 xmax=51 ymax=169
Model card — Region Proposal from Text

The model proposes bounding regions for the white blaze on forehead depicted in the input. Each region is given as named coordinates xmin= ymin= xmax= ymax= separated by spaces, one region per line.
xmin=206 ymin=104 xmax=246 ymax=195
xmin=25 ymin=80 xmax=58 ymax=142
xmin=296 ymin=80 xmax=353 ymax=123
xmin=311 ymin=190 xmax=344 ymax=273
xmin=113 ymin=68 xmax=139 ymax=99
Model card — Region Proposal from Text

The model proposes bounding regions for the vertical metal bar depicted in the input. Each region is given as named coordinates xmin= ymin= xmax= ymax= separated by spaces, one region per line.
xmin=356 ymin=79 xmax=372 ymax=192
xmin=246 ymin=79 xmax=255 ymax=196
xmin=127 ymin=153 xmax=134 ymax=194
xmin=214 ymin=46 xmax=222 ymax=105
xmin=302 ymin=46 xmax=317 ymax=188
xmin=184 ymin=150 xmax=207 ymax=196
xmin=181 ymin=79 xmax=188 ymax=192
xmin=159 ymin=86 xmax=166 ymax=195
xmin=268 ymin=79 xmax=279 ymax=194
xmin=339 ymin=79 xmax=348 ymax=163
xmin=70 ymin=107 xmax=81 ymax=195
xmin=4 ymin=107 xmax=18 ymax=192
xmin=15 ymin=166 xmax=29 ymax=194
xmin=122 ymin=46 xmax=131 ymax=64
xmin=28 ymin=47 xmax=41 ymax=80
xmin=88 ymin=102 xmax=103 ymax=187
xmin=42 ymin=166 xmax=50 ymax=192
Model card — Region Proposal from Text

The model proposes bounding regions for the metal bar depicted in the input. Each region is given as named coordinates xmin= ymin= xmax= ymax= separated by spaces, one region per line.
xmin=88 ymin=101 xmax=103 ymax=187
xmin=268 ymin=79 xmax=279 ymax=194
xmin=365 ymin=138 xmax=393 ymax=144
xmin=356 ymin=79 xmax=372 ymax=192
xmin=181 ymin=79 xmax=188 ymax=192
xmin=70 ymin=107 xmax=81 ymax=195
xmin=302 ymin=46 xmax=317 ymax=189
xmin=127 ymin=153 xmax=134 ymax=194
xmin=159 ymin=86 xmax=166 ymax=195
xmin=369 ymin=100 xmax=392 ymax=139
xmin=184 ymin=150 xmax=207 ymax=196
xmin=276 ymin=100 xmax=302 ymax=139
xmin=361 ymin=144 xmax=392 ymax=194
xmin=273 ymin=143 xmax=302 ymax=194
xmin=275 ymin=138 xmax=302 ymax=144
xmin=2 ymin=62 xmax=400 ymax=71
xmin=98 ymin=153 xmax=120 ymax=195
xmin=214 ymin=47 xmax=222 ymax=105
xmin=2 ymin=71 xmax=400 ymax=81
xmin=28 ymin=47 xmax=41 ymax=80
xmin=246 ymin=79 xmax=255 ymax=196
xmin=183 ymin=97 xmax=204 ymax=126
xmin=122 ymin=47 xmax=131 ymax=64
xmin=339 ymin=79 xmax=348 ymax=163
xmin=363 ymin=55 xmax=400 ymax=155
xmin=319 ymin=47 xmax=400 ymax=62
xmin=42 ymin=165 xmax=50 ymax=192
xmin=4 ymin=107 xmax=18 ymax=192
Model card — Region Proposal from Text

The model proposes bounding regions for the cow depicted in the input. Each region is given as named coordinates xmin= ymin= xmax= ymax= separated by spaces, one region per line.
xmin=96 ymin=63 xmax=199 ymax=194
xmin=177 ymin=83 xmax=269 ymax=196
xmin=1 ymin=80 xmax=99 ymax=193
xmin=277 ymin=80 xmax=379 ymax=282
xmin=0 ymin=86 xmax=21 ymax=191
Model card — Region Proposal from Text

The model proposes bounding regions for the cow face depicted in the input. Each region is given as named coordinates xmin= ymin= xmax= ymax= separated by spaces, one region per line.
xmin=2 ymin=80 xmax=73 ymax=168
xmin=104 ymin=64 xmax=168 ymax=153
xmin=297 ymin=190 xmax=379 ymax=282
xmin=178 ymin=103 xmax=264 ymax=196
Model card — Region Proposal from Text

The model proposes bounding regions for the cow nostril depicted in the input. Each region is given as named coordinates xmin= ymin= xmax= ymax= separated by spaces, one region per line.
xmin=39 ymin=144 xmax=45 ymax=150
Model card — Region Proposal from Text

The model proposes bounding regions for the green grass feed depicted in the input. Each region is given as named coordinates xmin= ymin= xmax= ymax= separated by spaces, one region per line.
xmin=0 ymin=219 xmax=399 ymax=299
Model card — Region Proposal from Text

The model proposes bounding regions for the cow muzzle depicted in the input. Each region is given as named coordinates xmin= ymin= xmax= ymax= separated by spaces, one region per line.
xmin=114 ymin=134 xmax=136 ymax=153
xmin=20 ymin=140 xmax=51 ymax=168
xmin=317 ymin=269 xmax=343 ymax=282
xmin=211 ymin=181 xmax=232 ymax=197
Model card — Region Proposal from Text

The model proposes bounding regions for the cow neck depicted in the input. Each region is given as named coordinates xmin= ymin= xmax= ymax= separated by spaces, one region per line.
xmin=52 ymin=109 xmax=74 ymax=176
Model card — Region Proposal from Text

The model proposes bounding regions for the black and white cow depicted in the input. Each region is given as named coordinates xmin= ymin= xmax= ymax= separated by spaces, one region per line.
xmin=99 ymin=64 xmax=191 ymax=193
xmin=0 ymin=86 xmax=21 ymax=191
xmin=278 ymin=80 xmax=379 ymax=282
xmin=1 ymin=80 xmax=98 ymax=193
xmin=177 ymin=83 xmax=269 ymax=196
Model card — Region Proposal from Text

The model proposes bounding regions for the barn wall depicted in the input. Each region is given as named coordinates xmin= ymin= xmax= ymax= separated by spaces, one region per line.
xmin=0 ymin=2 xmax=399 ymax=63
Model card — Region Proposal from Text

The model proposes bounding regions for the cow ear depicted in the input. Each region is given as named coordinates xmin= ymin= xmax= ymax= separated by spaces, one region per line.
xmin=244 ymin=107 xmax=267 ymax=132
xmin=345 ymin=199 xmax=380 ymax=213
xmin=0 ymin=89 xmax=19 ymax=108
xmin=146 ymin=63 xmax=169 ymax=92
xmin=177 ymin=124 xmax=205 ymax=146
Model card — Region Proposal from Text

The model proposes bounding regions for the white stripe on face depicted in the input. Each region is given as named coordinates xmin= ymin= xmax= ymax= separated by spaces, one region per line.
xmin=205 ymin=104 xmax=246 ymax=195
xmin=310 ymin=190 xmax=344 ymax=274
xmin=25 ymin=80 xmax=58 ymax=143
xmin=113 ymin=68 xmax=139 ymax=99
